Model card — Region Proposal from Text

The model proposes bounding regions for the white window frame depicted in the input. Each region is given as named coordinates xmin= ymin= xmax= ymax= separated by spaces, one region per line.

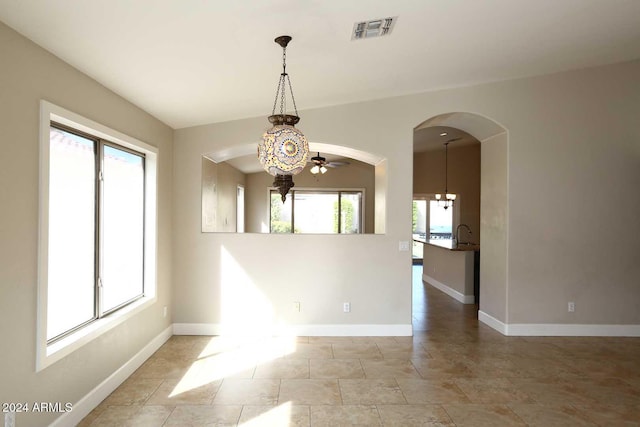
xmin=36 ymin=101 xmax=158 ymax=371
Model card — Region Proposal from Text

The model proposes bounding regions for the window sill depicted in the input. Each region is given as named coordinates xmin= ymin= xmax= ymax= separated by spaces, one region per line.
xmin=37 ymin=296 xmax=156 ymax=372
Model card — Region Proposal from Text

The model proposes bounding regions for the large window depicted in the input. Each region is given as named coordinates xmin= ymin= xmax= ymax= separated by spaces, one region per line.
xmin=270 ymin=189 xmax=363 ymax=234
xmin=412 ymin=195 xmax=455 ymax=240
xmin=47 ymin=124 xmax=145 ymax=342
xmin=38 ymin=101 xmax=157 ymax=370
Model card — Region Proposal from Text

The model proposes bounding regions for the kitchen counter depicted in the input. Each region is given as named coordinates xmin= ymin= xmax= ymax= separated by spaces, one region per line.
xmin=418 ymin=238 xmax=479 ymax=304
xmin=424 ymin=238 xmax=480 ymax=252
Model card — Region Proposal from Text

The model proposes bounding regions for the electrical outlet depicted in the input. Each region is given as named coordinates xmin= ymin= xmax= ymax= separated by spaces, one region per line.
xmin=568 ymin=302 xmax=575 ymax=312
xmin=343 ymin=302 xmax=351 ymax=313
xmin=293 ymin=301 xmax=301 ymax=312
xmin=398 ymin=241 xmax=410 ymax=251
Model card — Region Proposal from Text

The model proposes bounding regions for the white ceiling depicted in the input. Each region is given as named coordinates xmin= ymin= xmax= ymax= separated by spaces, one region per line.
xmin=1 ymin=0 xmax=639 ymax=129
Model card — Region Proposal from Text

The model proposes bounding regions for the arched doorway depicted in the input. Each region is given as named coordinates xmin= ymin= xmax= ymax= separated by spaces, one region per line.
xmin=412 ymin=112 xmax=508 ymax=328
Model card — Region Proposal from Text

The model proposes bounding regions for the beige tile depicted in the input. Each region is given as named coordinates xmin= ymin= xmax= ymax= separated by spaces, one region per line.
xmin=102 ymin=378 xmax=163 ymax=406
xmin=88 ymin=405 xmax=142 ymax=426
xmin=193 ymin=351 xmax=256 ymax=380
xmin=213 ymin=378 xmax=280 ymax=405
xmin=360 ymin=358 xmax=422 ymax=379
xmin=453 ymin=378 xmax=535 ymax=404
xmin=310 ymin=404 xmax=381 ymax=426
xmin=509 ymin=377 xmax=599 ymax=405
xmin=146 ymin=378 xmax=220 ymax=405
xmin=570 ymin=377 xmax=640 ymax=405
xmin=443 ymin=404 xmax=526 ymax=426
xmin=308 ymin=336 xmax=354 ymax=344
xmin=410 ymin=358 xmax=474 ymax=379
xmin=339 ymin=378 xmax=406 ymax=405
xmin=163 ymin=405 xmax=242 ymax=426
xmin=124 ymin=405 xmax=174 ymax=427
xmin=575 ymin=404 xmax=640 ymax=426
xmin=238 ymin=404 xmax=310 ymax=427
xmin=377 ymin=343 xmax=432 ymax=359
xmin=508 ymin=403 xmax=598 ymax=426
xmin=377 ymin=404 xmax=454 ymax=426
xmin=397 ymin=379 xmax=470 ymax=404
xmin=279 ymin=379 xmax=341 ymax=405
xmin=309 ymin=359 xmax=365 ymax=379
xmin=131 ymin=357 xmax=194 ymax=380
xmin=253 ymin=358 xmax=309 ymax=379
xmin=78 ymin=400 xmax=112 ymax=426
xmin=285 ymin=343 xmax=333 ymax=359
xmin=332 ymin=343 xmax=383 ymax=359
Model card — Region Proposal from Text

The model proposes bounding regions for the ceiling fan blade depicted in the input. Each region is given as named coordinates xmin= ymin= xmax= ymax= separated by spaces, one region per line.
xmin=326 ymin=160 xmax=350 ymax=168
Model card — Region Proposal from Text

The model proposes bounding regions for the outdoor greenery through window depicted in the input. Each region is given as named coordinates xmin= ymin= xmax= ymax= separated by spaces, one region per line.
xmin=270 ymin=190 xmax=363 ymax=234
xmin=47 ymin=124 xmax=145 ymax=343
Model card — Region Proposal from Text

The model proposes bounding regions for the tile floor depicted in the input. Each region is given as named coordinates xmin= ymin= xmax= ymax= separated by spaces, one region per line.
xmin=80 ymin=266 xmax=640 ymax=426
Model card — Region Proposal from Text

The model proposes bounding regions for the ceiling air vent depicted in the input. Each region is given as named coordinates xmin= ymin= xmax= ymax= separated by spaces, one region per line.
xmin=352 ymin=17 xmax=397 ymax=40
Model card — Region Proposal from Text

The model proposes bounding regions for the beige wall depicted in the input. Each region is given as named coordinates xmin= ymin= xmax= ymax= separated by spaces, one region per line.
xmin=173 ymin=111 xmax=412 ymax=331
xmin=480 ymin=134 xmax=509 ymax=322
xmin=413 ymin=144 xmax=481 ymax=241
xmin=174 ymin=58 xmax=640 ymax=332
xmin=244 ymin=159 xmax=375 ymax=233
xmin=0 ymin=22 xmax=173 ymax=427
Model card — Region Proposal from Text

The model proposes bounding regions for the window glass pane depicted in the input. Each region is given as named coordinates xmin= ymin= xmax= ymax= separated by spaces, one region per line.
xmin=295 ymin=191 xmax=339 ymax=234
xmin=47 ymin=128 xmax=96 ymax=340
xmin=102 ymin=145 xmax=144 ymax=312
xmin=429 ymin=200 xmax=453 ymax=239
xmin=339 ymin=192 xmax=362 ymax=234
xmin=270 ymin=191 xmax=293 ymax=233
xmin=412 ymin=200 xmax=427 ymax=237
xmin=236 ymin=186 xmax=245 ymax=233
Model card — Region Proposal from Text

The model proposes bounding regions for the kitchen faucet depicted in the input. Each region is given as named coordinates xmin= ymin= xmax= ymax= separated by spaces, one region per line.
xmin=455 ymin=224 xmax=472 ymax=244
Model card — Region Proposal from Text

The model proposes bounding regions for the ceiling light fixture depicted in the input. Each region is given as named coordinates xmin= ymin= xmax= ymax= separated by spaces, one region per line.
xmin=257 ymin=35 xmax=309 ymax=202
xmin=310 ymin=152 xmax=328 ymax=175
xmin=435 ymin=141 xmax=456 ymax=210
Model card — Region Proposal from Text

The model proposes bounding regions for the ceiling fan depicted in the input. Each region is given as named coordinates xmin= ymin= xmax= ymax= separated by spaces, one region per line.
xmin=309 ymin=152 xmax=350 ymax=174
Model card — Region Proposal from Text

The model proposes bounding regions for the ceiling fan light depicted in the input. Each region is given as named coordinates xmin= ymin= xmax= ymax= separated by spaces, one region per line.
xmin=320 ymin=166 xmax=328 ymax=174
xmin=310 ymin=165 xmax=320 ymax=174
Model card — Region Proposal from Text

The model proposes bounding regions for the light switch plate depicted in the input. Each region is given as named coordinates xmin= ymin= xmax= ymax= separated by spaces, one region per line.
xmin=398 ymin=241 xmax=410 ymax=251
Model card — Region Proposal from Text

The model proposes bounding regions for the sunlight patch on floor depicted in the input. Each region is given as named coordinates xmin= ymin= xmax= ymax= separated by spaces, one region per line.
xmin=169 ymin=335 xmax=297 ymax=398
xmin=239 ymin=402 xmax=293 ymax=426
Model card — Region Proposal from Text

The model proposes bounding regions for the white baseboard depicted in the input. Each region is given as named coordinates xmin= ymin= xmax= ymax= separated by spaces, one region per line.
xmin=173 ymin=323 xmax=413 ymax=337
xmin=478 ymin=310 xmax=508 ymax=334
xmin=478 ymin=311 xmax=640 ymax=337
xmin=423 ymin=274 xmax=475 ymax=304
xmin=50 ymin=325 xmax=172 ymax=427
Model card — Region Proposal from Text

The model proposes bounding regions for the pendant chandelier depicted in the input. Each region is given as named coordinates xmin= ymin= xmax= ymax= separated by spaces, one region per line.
xmin=435 ymin=141 xmax=456 ymax=209
xmin=257 ymin=35 xmax=309 ymax=202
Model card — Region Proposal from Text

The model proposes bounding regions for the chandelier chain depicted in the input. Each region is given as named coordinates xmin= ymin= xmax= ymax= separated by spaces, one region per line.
xmin=271 ymin=75 xmax=283 ymax=116
xmin=286 ymin=75 xmax=299 ymax=117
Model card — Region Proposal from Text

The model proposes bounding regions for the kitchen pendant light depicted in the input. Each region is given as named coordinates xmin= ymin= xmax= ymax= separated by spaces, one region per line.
xmin=435 ymin=141 xmax=456 ymax=209
xmin=257 ymin=35 xmax=309 ymax=202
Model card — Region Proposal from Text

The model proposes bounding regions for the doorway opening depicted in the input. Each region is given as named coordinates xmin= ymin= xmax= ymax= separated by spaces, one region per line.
xmin=412 ymin=112 xmax=508 ymax=331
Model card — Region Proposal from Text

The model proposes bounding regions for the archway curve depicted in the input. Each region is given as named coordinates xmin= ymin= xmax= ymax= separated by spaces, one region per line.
xmin=204 ymin=141 xmax=386 ymax=166
xmin=414 ymin=111 xmax=507 ymax=142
